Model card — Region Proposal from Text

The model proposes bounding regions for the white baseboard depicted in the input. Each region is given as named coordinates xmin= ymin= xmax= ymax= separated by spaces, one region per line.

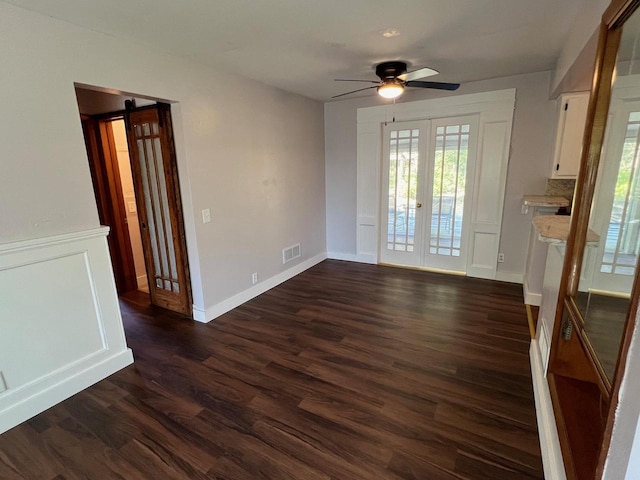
xmin=496 ymin=271 xmax=524 ymax=284
xmin=197 ymin=252 xmax=327 ymax=323
xmin=524 ymin=279 xmax=542 ymax=306
xmin=192 ymin=305 xmax=207 ymax=322
xmin=355 ymin=253 xmax=377 ymax=264
xmin=530 ymin=340 xmax=566 ymax=480
xmin=0 ymin=350 xmax=133 ymax=434
xmin=327 ymin=251 xmax=358 ymax=262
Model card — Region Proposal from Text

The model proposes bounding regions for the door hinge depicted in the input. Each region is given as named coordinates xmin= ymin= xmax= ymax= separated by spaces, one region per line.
xmin=556 ymin=164 xmax=560 ymax=171
xmin=564 ymin=102 xmax=569 ymax=111
xmin=562 ymin=318 xmax=573 ymax=340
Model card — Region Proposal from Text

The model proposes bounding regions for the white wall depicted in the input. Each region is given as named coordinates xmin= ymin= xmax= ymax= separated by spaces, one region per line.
xmin=598 ymin=170 xmax=640 ymax=476
xmin=551 ymin=0 xmax=609 ymax=95
xmin=75 ymin=89 xmax=156 ymax=115
xmin=325 ymin=71 xmax=558 ymax=280
xmin=603 ymin=310 xmax=640 ymax=479
xmin=0 ymin=2 xmax=326 ymax=318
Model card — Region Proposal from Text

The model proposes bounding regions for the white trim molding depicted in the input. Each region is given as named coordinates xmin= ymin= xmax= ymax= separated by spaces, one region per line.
xmin=524 ymin=278 xmax=543 ymax=306
xmin=196 ymin=252 xmax=327 ymax=323
xmin=530 ymin=340 xmax=567 ymax=480
xmin=496 ymin=271 xmax=524 ymax=284
xmin=0 ymin=227 xmax=133 ymax=433
xmin=327 ymin=251 xmax=358 ymax=262
xmin=356 ymin=89 xmax=516 ymax=278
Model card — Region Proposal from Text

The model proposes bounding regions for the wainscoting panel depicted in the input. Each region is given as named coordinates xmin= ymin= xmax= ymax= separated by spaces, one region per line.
xmin=0 ymin=227 xmax=133 ymax=433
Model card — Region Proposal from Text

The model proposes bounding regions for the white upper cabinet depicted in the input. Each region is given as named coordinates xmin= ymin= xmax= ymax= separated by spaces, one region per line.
xmin=550 ymin=92 xmax=590 ymax=179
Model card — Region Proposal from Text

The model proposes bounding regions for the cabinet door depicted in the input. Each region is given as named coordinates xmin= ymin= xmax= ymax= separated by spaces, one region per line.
xmin=551 ymin=92 xmax=590 ymax=178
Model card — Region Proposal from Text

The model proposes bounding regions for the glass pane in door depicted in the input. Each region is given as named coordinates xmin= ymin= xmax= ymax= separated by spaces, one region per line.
xmin=387 ymin=129 xmax=420 ymax=252
xmin=134 ymin=120 xmax=178 ymax=292
xmin=601 ymin=113 xmax=640 ymax=276
xmin=430 ymin=124 xmax=469 ymax=257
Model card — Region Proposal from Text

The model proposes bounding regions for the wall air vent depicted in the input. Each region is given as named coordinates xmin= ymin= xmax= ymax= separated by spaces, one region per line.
xmin=282 ymin=243 xmax=301 ymax=264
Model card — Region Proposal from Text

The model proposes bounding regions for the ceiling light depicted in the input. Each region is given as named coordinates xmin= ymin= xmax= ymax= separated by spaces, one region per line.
xmin=381 ymin=28 xmax=400 ymax=38
xmin=377 ymin=82 xmax=404 ymax=99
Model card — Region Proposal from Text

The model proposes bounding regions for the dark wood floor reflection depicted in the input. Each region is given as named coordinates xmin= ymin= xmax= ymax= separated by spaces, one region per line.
xmin=576 ymin=291 xmax=628 ymax=381
xmin=0 ymin=260 xmax=543 ymax=479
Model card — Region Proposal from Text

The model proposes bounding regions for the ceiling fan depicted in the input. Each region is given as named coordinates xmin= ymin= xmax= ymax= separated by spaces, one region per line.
xmin=333 ymin=61 xmax=460 ymax=99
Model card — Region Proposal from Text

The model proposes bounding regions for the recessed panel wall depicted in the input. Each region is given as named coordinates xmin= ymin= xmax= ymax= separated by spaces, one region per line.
xmin=0 ymin=228 xmax=133 ymax=433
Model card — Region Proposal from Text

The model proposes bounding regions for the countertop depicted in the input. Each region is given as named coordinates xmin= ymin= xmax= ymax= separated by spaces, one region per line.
xmin=522 ymin=195 xmax=571 ymax=207
xmin=532 ymin=215 xmax=600 ymax=244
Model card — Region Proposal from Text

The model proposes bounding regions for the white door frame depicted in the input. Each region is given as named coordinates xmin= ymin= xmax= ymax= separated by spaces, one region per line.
xmin=356 ymin=89 xmax=516 ymax=279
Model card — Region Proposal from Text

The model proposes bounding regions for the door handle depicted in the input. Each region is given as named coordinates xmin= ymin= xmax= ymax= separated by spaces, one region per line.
xmin=416 ymin=203 xmax=422 ymax=208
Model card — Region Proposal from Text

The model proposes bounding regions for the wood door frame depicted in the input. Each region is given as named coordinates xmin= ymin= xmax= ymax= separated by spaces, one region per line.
xmin=546 ymin=1 xmax=640 ymax=478
xmin=81 ymin=114 xmax=138 ymax=293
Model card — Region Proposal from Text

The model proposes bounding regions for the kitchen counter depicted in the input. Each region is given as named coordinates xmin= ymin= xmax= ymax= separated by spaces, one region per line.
xmin=522 ymin=195 xmax=571 ymax=207
xmin=533 ymin=215 xmax=600 ymax=244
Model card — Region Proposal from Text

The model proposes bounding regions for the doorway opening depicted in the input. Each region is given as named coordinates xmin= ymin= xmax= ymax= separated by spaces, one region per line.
xmin=76 ymin=86 xmax=193 ymax=317
xmin=107 ymin=117 xmax=147 ymax=293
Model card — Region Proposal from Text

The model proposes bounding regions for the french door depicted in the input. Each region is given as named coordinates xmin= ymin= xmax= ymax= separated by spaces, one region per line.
xmin=380 ymin=116 xmax=478 ymax=272
xmin=125 ymin=104 xmax=192 ymax=316
xmin=588 ymin=104 xmax=640 ymax=294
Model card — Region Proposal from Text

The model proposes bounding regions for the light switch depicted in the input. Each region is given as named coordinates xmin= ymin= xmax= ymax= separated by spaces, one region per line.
xmin=202 ymin=208 xmax=211 ymax=224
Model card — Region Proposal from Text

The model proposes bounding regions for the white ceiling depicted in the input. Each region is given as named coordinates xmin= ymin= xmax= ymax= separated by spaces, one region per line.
xmin=4 ymin=0 xmax=586 ymax=101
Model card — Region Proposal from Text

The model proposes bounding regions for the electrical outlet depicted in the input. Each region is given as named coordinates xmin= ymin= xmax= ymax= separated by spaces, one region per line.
xmin=497 ymin=253 xmax=505 ymax=263
xmin=251 ymin=272 xmax=258 ymax=285
xmin=201 ymin=208 xmax=211 ymax=224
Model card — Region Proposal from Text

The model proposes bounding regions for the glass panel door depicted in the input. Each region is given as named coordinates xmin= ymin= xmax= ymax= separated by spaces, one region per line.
xmin=601 ymin=112 xmax=640 ymax=276
xmin=379 ymin=116 xmax=477 ymax=271
xmin=379 ymin=121 xmax=427 ymax=267
xmin=424 ymin=116 xmax=478 ymax=272
xmin=589 ymin=106 xmax=640 ymax=295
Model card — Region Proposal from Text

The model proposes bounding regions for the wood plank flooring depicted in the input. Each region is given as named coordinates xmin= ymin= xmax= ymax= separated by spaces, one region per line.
xmin=0 ymin=260 xmax=543 ymax=479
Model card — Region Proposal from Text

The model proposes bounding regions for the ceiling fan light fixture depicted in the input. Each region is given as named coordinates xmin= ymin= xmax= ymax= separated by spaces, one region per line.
xmin=377 ymin=82 xmax=404 ymax=99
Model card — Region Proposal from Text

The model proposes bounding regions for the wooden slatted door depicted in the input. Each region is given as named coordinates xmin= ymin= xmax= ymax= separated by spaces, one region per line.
xmin=125 ymin=104 xmax=192 ymax=316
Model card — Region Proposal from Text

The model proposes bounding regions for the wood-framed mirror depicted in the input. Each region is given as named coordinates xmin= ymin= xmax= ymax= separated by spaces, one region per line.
xmin=548 ymin=0 xmax=640 ymax=478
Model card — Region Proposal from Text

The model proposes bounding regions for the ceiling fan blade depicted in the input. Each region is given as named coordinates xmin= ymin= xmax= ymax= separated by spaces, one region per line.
xmin=406 ymin=80 xmax=460 ymax=91
xmin=334 ymin=79 xmax=380 ymax=83
xmin=332 ymin=86 xmax=378 ymax=98
xmin=398 ymin=67 xmax=439 ymax=82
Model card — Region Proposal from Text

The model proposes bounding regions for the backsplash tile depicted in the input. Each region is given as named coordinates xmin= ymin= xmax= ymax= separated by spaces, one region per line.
xmin=545 ymin=179 xmax=576 ymax=201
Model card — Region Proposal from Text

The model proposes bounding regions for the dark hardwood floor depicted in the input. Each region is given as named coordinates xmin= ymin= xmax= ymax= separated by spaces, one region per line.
xmin=0 ymin=260 xmax=543 ymax=479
